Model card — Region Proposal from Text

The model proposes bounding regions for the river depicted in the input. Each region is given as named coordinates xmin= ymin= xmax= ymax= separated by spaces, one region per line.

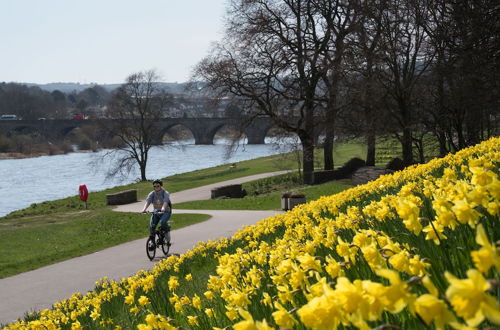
xmin=0 ymin=138 xmax=297 ymax=217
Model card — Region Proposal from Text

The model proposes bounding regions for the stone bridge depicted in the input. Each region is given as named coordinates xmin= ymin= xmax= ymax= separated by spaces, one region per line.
xmin=0 ymin=117 xmax=279 ymax=145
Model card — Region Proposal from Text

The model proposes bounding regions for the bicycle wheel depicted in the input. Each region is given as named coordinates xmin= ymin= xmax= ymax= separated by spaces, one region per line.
xmin=146 ymin=237 xmax=156 ymax=261
xmin=161 ymin=231 xmax=171 ymax=255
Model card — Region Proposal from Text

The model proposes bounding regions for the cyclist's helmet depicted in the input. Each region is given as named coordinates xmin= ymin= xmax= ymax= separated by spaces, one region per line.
xmin=153 ymin=179 xmax=163 ymax=186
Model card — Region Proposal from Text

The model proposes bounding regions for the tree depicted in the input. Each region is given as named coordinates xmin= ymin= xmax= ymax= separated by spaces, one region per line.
xmin=377 ymin=0 xmax=434 ymax=166
xmin=317 ymin=0 xmax=359 ymax=170
xmin=195 ymin=0 xmax=334 ymax=184
xmin=101 ymin=70 xmax=170 ymax=181
xmin=422 ymin=0 xmax=499 ymax=152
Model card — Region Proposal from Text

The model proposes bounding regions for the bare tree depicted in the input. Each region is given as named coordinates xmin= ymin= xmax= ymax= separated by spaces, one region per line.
xmin=422 ymin=0 xmax=500 ymax=152
xmin=317 ymin=0 xmax=359 ymax=170
xmin=347 ymin=0 xmax=387 ymax=165
xmin=101 ymin=70 xmax=171 ymax=181
xmin=377 ymin=0 xmax=434 ymax=166
xmin=194 ymin=0 xmax=333 ymax=184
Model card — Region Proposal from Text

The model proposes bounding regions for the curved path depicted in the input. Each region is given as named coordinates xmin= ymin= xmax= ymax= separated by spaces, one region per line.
xmin=0 ymin=171 xmax=288 ymax=325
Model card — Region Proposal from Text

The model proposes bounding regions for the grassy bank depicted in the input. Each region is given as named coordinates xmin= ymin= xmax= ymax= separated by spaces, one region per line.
xmin=0 ymin=141 xmax=366 ymax=279
xmin=0 ymin=211 xmax=210 ymax=279
xmin=6 ymin=137 xmax=498 ymax=329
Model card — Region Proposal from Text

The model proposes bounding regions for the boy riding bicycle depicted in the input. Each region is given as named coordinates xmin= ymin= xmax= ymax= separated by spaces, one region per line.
xmin=141 ymin=179 xmax=172 ymax=247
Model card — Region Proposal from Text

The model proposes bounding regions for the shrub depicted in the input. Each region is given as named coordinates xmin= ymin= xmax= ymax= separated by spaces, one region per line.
xmin=386 ymin=157 xmax=405 ymax=171
xmin=0 ymin=135 xmax=12 ymax=152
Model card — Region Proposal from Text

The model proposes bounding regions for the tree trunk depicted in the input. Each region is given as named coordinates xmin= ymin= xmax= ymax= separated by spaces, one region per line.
xmin=302 ymin=139 xmax=315 ymax=185
xmin=140 ymin=163 xmax=147 ymax=181
xmin=323 ymin=108 xmax=335 ymax=170
xmin=402 ymin=127 xmax=413 ymax=166
xmin=366 ymin=133 xmax=376 ymax=166
xmin=323 ymin=131 xmax=334 ymax=171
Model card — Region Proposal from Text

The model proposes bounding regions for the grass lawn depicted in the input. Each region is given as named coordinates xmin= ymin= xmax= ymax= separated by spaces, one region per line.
xmin=0 ymin=211 xmax=210 ymax=279
xmin=175 ymin=176 xmax=354 ymax=210
xmin=0 ymin=139 xmax=380 ymax=278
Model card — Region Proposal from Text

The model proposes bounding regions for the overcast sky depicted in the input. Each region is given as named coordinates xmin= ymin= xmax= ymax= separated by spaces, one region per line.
xmin=0 ymin=0 xmax=227 ymax=85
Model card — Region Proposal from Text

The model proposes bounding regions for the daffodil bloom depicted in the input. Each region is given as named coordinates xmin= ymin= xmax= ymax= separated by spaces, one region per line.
xmin=145 ymin=313 xmax=158 ymax=328
xmin=389 ymin=251 xmax=410 ymax=273
xmin=413 ymin=293 xmax=456 ymax=329
xmin=138 ymin=295 xmax=150 ymax=306
xmin=185 ymin=273 xmax=193 ymax=281
xmin=187 ymin=315 xmax=199 ymax=326
xmin=376 ymin=269 xmax=414 ymax=313
xmin=261 ymin=292 xmax=273 ymax=307
xmin=90 ymin=309 xmax=100 ymax=320
xmin=451 ymin=199 xmax=481 ymax=227
xmin=408 ymin=255 xmax=430 ymax=276
xmin=168 ymin=276 xmax=179 ymax=291
xmin=204 ymin=290 xmax=214 ymax=300
xmin=409 ymin=276 xmax=456 ymax=329
xmin=335 ymin=277 xmax=374 ymax=328
xmin=272 ymin=302 xmax=296 ymax=328
xmin=395 ymin=196 xmax=422 ymax=235
xmin=361 ymin=244 xmax=386 ymax=270
xmin=297 ymin=282 xmax=343 ymax=330
xmin=137 ymin=325 xmax=152 ymax=330
xmin=205 ymin=308 xmax=215 ymax=318
xmin=124 ymin=295 xmax=134 ymax=305
xmin=226 ymin=306 xmax=239 ymax=321
xmin=71 ymin=320 xmax=82 ymax=330
xmin=470 ymin=224 xmax=500 ymax=273
xmin=470 ymin=166 xmax=495 ymax=186
xmin=422 ymin=222 xmax=447 ymax=245
xmin=336 ymin=237 xmax=358 ymax=264
xmin=325 ymin=256 xmax=344 ymax=279
xmin=192 ymin=294 xmax=202 ymax=310
xmin=297 ymin=253 xmax=322 ymax=272
xmin=229 ymin=290 xmax=251 ymax=307
xmin=445 ymin=269 xmax=500 ymax=326
xmin=234 ymin=309 xmax=275 ymax=330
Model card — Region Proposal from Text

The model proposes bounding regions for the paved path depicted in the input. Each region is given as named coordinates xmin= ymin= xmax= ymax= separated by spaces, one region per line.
xmin=0 ymin=171 xmax=288 ymax=325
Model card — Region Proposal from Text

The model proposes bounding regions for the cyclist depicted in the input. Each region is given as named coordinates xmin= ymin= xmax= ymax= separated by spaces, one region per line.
xmin=141 ymin=179 xmax=172 ymax=247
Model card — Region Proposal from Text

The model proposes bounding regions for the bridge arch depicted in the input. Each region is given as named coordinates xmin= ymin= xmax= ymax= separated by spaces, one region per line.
xmin=0 ymin=117 xmax=280 ymax=145
xmin=157 ymin=123 xmax=195 ymax=144
xmin=213 ymin=123 xmax=248 ymax=144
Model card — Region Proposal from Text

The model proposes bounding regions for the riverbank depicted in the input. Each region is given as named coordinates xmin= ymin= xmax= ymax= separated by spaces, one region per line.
xmin=0 ymin=153 xmax=300 ymax=277
xmin=0 ymin=143 xmax=294 ymax=217
xmin=0 ymin=150 xmax=93 ymax=160
xmin=0 ymin=152 xmax=59 ymax=159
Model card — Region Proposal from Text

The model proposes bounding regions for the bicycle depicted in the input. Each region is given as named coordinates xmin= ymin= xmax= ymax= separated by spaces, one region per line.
xmin=143 ymin=211 xmax=172 ymax=261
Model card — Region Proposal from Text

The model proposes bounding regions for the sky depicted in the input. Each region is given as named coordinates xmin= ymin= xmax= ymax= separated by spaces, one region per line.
xmin=0 ymin=0 xmax=228 ymax=85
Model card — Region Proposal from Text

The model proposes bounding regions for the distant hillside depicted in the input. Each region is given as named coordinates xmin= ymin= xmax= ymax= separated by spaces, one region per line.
xmin=22 ymin=82 xmax=191 ymax=94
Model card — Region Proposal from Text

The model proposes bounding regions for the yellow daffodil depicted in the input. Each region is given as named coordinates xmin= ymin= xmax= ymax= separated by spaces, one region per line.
xmin=168 ymin=276 xmax=179 ymax=291
xmin=205 ymin=308 xmax=215 ymax=318
xmin=376 ymin=269 xmax=414 ymax=313
xmin=471 ymin=224 xmax=500 ymax=273
xmin=272 ymin=302 xmax=296 ymax=328
xmin=297 ymin=282 xmax=343 ymax=330
xmin=451 ymin=199 xmax=481 ymax=227
xmin=124 ymin=295 xmax=134 ymax=305
xmin=138 ymin=295 xmax=150 ymax=306
xmin=187 ymin=315 xmax=199 ymax=326
xmin=445 ymin=269 xmax=500 ymax=326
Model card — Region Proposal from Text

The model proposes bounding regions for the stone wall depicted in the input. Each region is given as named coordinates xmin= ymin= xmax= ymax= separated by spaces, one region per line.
xmin=106 ymin=189 xmax=138 ymax=205
xmin=211 ymin=184 xmax=246 ymax=199
xmin=351 ymin=167 xmax=393 ymax=185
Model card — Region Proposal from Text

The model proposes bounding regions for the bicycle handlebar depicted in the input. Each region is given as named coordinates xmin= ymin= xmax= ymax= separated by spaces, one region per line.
xmin=141 ymin=210 xmax=166 ymax=214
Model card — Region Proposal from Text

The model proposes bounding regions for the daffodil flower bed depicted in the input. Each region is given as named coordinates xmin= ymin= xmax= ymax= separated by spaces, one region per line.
xmin=5 ymin=137 xmax=499 ymax=329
